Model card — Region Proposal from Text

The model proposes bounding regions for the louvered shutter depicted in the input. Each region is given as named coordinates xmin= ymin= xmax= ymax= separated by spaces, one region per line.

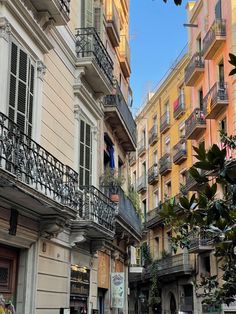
xmin=81 ymin=0 xmax=93 ymax=28
xmin=79 ymin=120 xmax=92 ymax=186
xmin=215 ymin=0 xmax=222 ymax=19
xmin=94 ymin=7 xmax=102 ymax=37
xmin=8 ymin=42 xmax=35 ymax=137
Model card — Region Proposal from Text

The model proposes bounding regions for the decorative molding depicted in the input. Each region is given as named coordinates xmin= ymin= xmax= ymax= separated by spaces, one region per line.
xmin=0 ymin=17 xmax=11 ymax=42
xmin=91 ymin=125 xmax=98 ymax=141
xmin=36 ymin=60 xmax=46 ymax=81
xmin=70 ymin=231 xmax=87 ymax=247
xmin=40 ymin=216 xmax=66 ymax=239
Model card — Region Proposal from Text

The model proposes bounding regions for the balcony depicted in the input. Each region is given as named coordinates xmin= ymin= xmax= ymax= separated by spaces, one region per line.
xmin=129 ymin=151 xmax=136 ymax=166
xmin=160 ymin=111 xmax=170 ymax=133
xmin=71 ymin=186 xmax=116 ymax=240
xmin=202 ymin=19 xmax=226 ymax=60
xmin=184 ymin=52 xmax=204 ymax=86
xmin=104 ymin=84 xmax=136 ymax=151
xmin=30 ymin=0 xmax=70 ymax=25
xmin=159 ymin=153 xmax=172 ymax=176
xmin=185 ymin=172 xmax=198 ymax=192
xmin=118 ymin=35 xmax=131 ymax=78
xmin=145 ymin=205 xmax=163 ymax=228
xmin=156 ymin=253 xmax=193 ymax=279
xmin=137 ymin=138 xmax=146 ymax=156
xmin=203 ymin=82 xmax=228 ymax=119
xmin=173 ymin=95 xmax=185 ymax=119
xmin=148 ymin=124 xmax=158 ymax=146
xmin=75 ymin=28 xmax=113 ymax=95
xmin=137 ymin=175 xmax=147 ymax=193
xmin=189 ymin=231 xmax=213 ymax=253
xmin=106 ymin=0 xmax=120 ymax=47
xmin=185 ymin=108 xmax=206 ymax=140
xmin=148 ymin=164 xmax=159 ymax=185
xmin=173 ymin=140 xmax=187 ymax=165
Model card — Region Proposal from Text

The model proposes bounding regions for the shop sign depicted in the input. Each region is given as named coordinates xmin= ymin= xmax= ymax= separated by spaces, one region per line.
xmin=111 ymin=272 xmax=124 ymax=308
xmin=202 ymin=304 xmax=221 ymax=314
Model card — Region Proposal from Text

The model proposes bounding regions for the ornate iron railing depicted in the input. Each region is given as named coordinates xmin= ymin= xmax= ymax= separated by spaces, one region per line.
xmin=148 ymin=124 xmax=158 ymax=145
xmin=79 ymin=185 xmax=116 ymax=232
xmin=173 ymin=95 xmax=185 ymax=119
xmin=202 ymin=19 xmax=226 ymax=56
xmin=203 ymin=82 xmax=228 ymax=115
xmin=148 ymin=164 xmax=158 ymax=184
xmin=160 ymin=111 xmax=170 ymax=133
xmin=104 ymin=83 xmax=137 ymax=145
xmin=75 ymin=28 xmax=113 ymax=84
xmin=185 ymin=108 xmax=206 ymax=139
xmin=159 ymin=153 xmax=172 ymax=175
xmin=0 ymin=112 xmax=79 ymax=210
xmin=137 ymin=175 xmax=147 ymax=192
xmin=137 ymin=138 xmax=146 ymax=155
xmin=173 ymin=140 xmax=187 ymax=164
xmin=59 ymin=0 xmax=70 ymax=15
xmin=189 ymin=230 xmax=213 ymax=250
xmin=146 ymin=206 xmax=162 ymax=222
xmin=157 ymin=253 xmax=192 ymax=276
xmin=185 ymin=52 xmax=204 ymax=83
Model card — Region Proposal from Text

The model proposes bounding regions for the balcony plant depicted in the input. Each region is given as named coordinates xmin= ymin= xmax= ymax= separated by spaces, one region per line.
xmin=100 ymin=167 xmax=125 ymax=202
xmin=0 ymin=295 xmax=15 ymax=314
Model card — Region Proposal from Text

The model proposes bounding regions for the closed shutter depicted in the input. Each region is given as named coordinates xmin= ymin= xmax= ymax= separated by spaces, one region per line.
xmin=81 ymin=0 xmax=93 ymax=28
xmin=79 ymin=120 xmax=92 ymax=186
xmin=94 ymin=7 xmax=102 ymax=36
xmin=9 ymin=42 xmax=35 ymax=137
xmin=215 ymin=0 xmax=222 ymax=19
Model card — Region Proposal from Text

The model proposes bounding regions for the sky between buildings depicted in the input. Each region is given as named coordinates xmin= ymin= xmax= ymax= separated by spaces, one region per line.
xmin=130 ymin=0 xmax=189 ymax=114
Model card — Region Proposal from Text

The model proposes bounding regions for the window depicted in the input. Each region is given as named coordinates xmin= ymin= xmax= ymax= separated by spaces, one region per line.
xmin=201 ymin=255 xmax=211 ymax=276
xmin=165 ymin=136 xmax=171 ymax=154
xmin=136 ymin=247 xmax=141 ymax=266
xmin=198 ymin=88 xmax=203 ymax=110
xmin=8 ymin=42 xmax=35 ymax=137
xmin=142 ymin=162 xmax=146 ymax=176
xmin=197 ymin=36 xmax=202 ymax=53
xmin=79 ymin=120 xmax=92 ymax=186
xmin=164 ymin=101 xmax=169 ymax=114
xmin=179 ymin=85 xmax=185 ymax=107
xmin=81 ymin=0 xmax=93 ymax=28
xmin=179 ymin=121 xmax=185 ymax=139
xmin=132 ymin=171 xmax=136 ymax=189
xmin=153 ymin=115 xmax=157 ymax=129
xmin=153 ymin=190 xmax=159 ymax=208
xmin=153 ymin=151 xmax=158 ymax=164
xmin=218 ymin=61 xmax=225 ymax=85
xmin=166 ymin=230 xmax=172 ymax=254
xmin=219 ymin=117 xmax=227 ymax=134
xmin=165 ymin=181 xmax=172 ymax=199
xmin=142 ymin=199 xmax=147 ymax=223
xmin=154 ymin=237 xmax=159 ymax=259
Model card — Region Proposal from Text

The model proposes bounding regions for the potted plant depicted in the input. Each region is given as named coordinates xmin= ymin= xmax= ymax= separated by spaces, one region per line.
xmin=100 ymin=167 xmax=125 ymax=202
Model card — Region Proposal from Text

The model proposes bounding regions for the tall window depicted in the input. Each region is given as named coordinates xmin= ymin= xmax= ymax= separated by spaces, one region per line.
xmin=218 ymin=61 xmax=225 ymax=86
xmin=142 ymin=199 xmax=147 ymax=223
xmin=9 ymin=42 xmax=35 ymax=137
xmin=198 ymin=88 xmax=203 ymax=110
xmin=79 ymin=120 xmax=92 ymax=186
xmin=165 ymin=136 xmax=171 ymax=154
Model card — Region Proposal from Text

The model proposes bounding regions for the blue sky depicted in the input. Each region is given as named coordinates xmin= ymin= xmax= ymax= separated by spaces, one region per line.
xmin=130 ymin=0 xmax=188 ymax=113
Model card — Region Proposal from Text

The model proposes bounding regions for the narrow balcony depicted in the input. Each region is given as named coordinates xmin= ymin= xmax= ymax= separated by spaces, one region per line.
xmin=118 ymin=35 xmax=131 ymax=78
xmin=106 ymin=0 xmax=120 ymax=47
xmin=159 ymin=153 xmax=172 ymax=176
xmin=137 ymin=175 xmax=147 ymax=193
xmin=148 ymin=124 xmax=158 ymax=146
xmin=156 ymin=253 xmax=193 ymax=279
xmin=30 ymin=0 xmax=70 ymax=25
xmin=104 ymin=83 xmax=136 ymax=151
xmin=137 ymin=138 xmax=146 ymax=157
xmin=75 ymin=28 xmax=113 ymax=95
xmin=189 ymin=231 xmax=213 ymax=254
xmin=203 ymin=82 xmax=228 ymax=119
xmin=202 ymin=19 xmax=226 ymax=60
xmin=71 ymin=186 xmax=116 ymax=240
xmin=129 ymin=151 xmax=136 ymax=166
xmin=0 ymin=112 xmax=79 ymax=235
xmin=148 ymin=164 xmax=159 ymax=185
xmin=173 ymin=140 xmax=187 ymax=165
xmin=160 ymin=111 xmax=170 ymax=133
xmin=184 ymin=52 xmax=204 ymax=86
xmin=173 ymin=95 xmax=185 ymax=119
xmin=185 ymin=172 xmax=198 ymax=192
xmin=145 ymin=205 xmax=162 ymax=228
xmin=185 ymin=108 xmax=206 ymax=140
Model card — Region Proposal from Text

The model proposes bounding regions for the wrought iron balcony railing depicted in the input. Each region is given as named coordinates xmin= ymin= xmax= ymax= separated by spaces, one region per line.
xmin=106 ymin=0 xmax=120 ymax=47
xmin=185 ymin=172 xmax=198 ymax=192
xmin=148 ymin=164 xmax=158 ymax=184
xmin=145 ymin=205 xmax=163 ymax=228
xmin=184 ymin=52 xmax=204 ymax=86
xmin=173 ymin=95 xmax=185 ymax=119
xmin=137 ymin=175 xmax=147 ymax=193
xmin=185 ymin=108 xmax=206 ymax=139
xmin=202 ymin=19 xmax=226 ymax=59
xmin=104 ymin=83 xmax=136 ymax=149
xmin=173 ymin=140 xmax=187 ymax=165
xmin=160 ymin=111 xmax=170 ymax=133
xmin=159 ymin=153 xmax=172 ymax=176
xmin=129 ymin=151 xmax=136 ymax=166
xmin=189 ymin=230 xmax=213 ymax=253
xmin=79 ymin=186 xmax=116 ymax=232
xmin=156 ymin=253 xmax=193 ymax=277
xmin=75 ymin=28 xmax=113 ymax=85
xmin=0 ymin=112 xmax=79 ymax=210
xmin=137 ymin=138 xmax=146 ymax=156
xmin=148 ymin=124 xmax=158 ymax=145
xmin=203 ymin=82 xmax=228 ymax=119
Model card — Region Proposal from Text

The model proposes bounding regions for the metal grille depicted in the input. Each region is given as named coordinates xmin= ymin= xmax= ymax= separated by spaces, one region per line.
xmin=0 ymin=267 xmax=8 ymax=285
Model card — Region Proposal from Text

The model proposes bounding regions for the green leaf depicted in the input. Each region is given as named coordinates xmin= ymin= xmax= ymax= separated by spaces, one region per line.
xmin=228 ymin=53 xmax=236 ymax=65
xmin=195 ymin=161 xmax=214 ymax=170
xmin=229 ymin=68 xmax=236 ymax=76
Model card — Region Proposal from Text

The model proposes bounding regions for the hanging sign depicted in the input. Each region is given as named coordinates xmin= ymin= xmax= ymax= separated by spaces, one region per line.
xmin=111 ymin=272 xmax=124 ymax=308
